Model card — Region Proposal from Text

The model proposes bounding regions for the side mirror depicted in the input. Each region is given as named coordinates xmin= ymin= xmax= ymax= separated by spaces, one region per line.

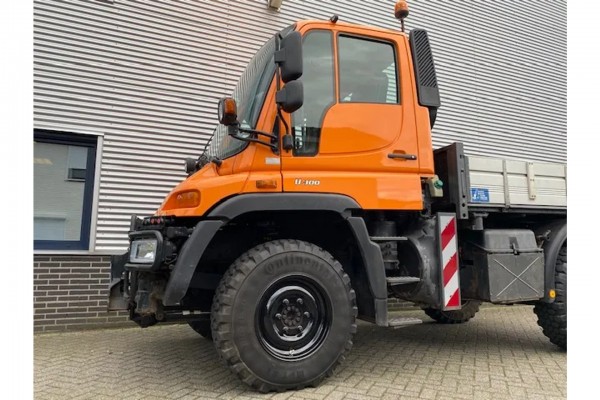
xmin=276 ymin=80 xmax=304 ymax=114
xmin=217 ymin=97 xmax=238 ymax=126
xmin=275 ymin=31 xmax=303 ymax=83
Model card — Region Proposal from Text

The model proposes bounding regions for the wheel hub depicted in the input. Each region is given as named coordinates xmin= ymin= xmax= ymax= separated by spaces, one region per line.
xmin=276 ymin=296 xmax=312 ymax=335
xmin=256 ymin=276 xmax=331 ymax=361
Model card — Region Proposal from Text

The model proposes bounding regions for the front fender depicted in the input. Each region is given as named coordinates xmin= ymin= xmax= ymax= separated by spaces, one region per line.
xmin=161 ymin=194 xmax=388 ymax=326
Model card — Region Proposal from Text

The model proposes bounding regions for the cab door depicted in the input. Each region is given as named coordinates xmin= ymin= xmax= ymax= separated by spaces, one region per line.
xmin=281 ymin=25 xmax=423 ymax=211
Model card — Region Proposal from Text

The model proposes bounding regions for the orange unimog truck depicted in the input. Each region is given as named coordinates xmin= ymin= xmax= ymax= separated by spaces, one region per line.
xmin=109 ymin=1 xmax=567 ymax=392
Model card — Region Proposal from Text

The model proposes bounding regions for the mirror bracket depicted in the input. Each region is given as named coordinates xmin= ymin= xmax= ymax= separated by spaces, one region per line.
xmin=274 ymin=49 xmax=285 ymax=64
xmin=227 ymin=124 xmax=280 ymax=154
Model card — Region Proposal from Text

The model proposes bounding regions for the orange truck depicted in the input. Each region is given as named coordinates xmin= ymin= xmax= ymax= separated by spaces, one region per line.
xmin=109 ymin=2 xmax=567 ymax=392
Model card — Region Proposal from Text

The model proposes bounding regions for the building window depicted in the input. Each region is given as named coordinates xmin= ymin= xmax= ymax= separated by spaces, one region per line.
xmin=338 ymin=35 xmax=399 ymax=104
xmin=34 ymin=130 xmax=97 ymax=250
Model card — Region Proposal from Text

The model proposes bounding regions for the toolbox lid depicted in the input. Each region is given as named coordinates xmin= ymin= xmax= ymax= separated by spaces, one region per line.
xmin=477 ymin=229 xmax=541 ymax=254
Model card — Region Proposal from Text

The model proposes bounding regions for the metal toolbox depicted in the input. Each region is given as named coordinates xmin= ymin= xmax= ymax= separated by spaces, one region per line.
xmin=460 ymin=229 xmax=544 ymax=303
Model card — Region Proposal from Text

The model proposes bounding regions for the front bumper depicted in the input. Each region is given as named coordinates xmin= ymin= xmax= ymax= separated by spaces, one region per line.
xmin=107 ymin=217 xmax=173 ymax=312
xmin=107 ymin=215 xmax=225 ymax=326
xmin=108 ymin=248 xmax=168 ymax=326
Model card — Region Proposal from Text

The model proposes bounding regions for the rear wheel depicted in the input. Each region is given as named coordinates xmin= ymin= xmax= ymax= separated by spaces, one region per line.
xmin=423 ymin=300 xmax=482 ymax=324
xmin=212 ymin=239 xmax=357 ymax=392
xmin=534 ymin=244 xmax=567 ymax=349
xmin=188 ymin=320 xmax=212 ymax=339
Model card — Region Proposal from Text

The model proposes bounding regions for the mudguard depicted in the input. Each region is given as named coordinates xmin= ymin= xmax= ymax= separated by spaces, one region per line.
xmin=162 ymin=220 xmax=224 ymax=305
xmin=535 ymin=219 xmax=567 ymax=302
xmin=161 ymin=193 xmax=389 ymax=324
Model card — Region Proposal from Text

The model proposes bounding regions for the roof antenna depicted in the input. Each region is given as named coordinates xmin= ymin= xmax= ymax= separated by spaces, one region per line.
xmin=330 ymin=14 xmax=339 ymax=23
xmin=394 ymin=1 xmax=409 ymax=33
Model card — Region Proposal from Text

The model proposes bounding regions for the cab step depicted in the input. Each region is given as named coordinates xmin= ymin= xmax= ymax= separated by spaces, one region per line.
xmin=386 ymin=276 xmax=421 ymax=285
xmin=370 ymin=236 xmax=408 ymax=241
xmin=387 ymin=317 xmax=423 ymax=329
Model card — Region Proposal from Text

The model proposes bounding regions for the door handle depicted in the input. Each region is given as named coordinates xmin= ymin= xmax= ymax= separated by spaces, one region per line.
xmin=388 ymin=153 xmax=417 ymax=161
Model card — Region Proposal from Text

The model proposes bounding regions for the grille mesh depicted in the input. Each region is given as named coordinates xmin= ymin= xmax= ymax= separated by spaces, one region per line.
xmin=411 ymin=30 xmax=438 ymax=88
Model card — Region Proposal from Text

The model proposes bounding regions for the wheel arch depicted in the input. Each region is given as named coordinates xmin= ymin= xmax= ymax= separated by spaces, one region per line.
xmin=163 ymin=194 xmax=388 ymax=324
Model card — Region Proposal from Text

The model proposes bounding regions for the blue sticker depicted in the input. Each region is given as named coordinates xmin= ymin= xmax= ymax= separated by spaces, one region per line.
xmin=470 ymin=188 xmax=490 ymax=203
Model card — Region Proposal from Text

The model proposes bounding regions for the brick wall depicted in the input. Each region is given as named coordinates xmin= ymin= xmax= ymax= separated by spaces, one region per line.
xmin=34 ymin=255 xmax=132 ymax=333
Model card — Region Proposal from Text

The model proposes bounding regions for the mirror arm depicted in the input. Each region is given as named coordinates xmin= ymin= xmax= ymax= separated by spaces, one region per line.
xmin=228 ymin=124 xmax=278 ymax=153
xmin=275 ymin=34 xmax=282 ymax=92
xmin=277 ymin=107 xmax=290 ymax=136
xmin=275 ymin=33 xmax=293 ymax=151
xmin=230 ymin=133 xmax=279 ymax=152
xmin=238 ymin=127 xmax=277 ymax=141
xmin=277 ymin=107 xmax=294 ymax=151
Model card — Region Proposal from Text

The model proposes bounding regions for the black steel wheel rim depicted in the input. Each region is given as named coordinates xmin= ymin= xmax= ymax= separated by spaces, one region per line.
xmin=256 ymin=275 xmax=332 ymax=361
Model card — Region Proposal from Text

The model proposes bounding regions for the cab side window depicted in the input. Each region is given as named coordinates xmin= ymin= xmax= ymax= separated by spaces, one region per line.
xmin=291 ymin=30 xmax=335 ymax=156
xmin=338 ymin=35 xmax=398 ymax=104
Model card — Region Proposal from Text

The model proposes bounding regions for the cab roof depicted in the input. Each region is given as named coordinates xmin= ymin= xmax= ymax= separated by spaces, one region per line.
xmin=294 ymin=19 xmax=406 ymax=38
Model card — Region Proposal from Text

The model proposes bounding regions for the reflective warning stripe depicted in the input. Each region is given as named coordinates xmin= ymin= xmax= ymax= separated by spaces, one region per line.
xmin=439 ymin=214 xmax=461 ymax=310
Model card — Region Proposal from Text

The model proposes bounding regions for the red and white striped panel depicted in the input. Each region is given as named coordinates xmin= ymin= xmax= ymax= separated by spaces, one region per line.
xmin=439 ymin=214 xmax=461 ymax=310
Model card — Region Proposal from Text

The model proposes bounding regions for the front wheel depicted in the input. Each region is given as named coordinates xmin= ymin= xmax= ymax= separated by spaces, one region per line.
xmin=211 ymin=239 xmax=357 ymax=392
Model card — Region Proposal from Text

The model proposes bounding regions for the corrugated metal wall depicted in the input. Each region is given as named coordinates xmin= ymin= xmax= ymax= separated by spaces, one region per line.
xmin=34 ymin=0 xmax=566 ymax=252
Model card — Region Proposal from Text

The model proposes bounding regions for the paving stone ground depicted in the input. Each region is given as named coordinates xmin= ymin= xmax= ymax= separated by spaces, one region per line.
xmin=34 ymin=305 xmax=566 ymax=400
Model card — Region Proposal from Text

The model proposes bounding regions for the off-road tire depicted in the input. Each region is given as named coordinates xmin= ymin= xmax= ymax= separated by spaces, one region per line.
xmin=188 ymin=320 xmax=212 ymax=339
xmin=534 ymin=245 xmax=567 ymax=349
xmin=211 ymin=239 xmax=357 ymax=392
xmin=423 ymin=300 xmax=482 ymax=324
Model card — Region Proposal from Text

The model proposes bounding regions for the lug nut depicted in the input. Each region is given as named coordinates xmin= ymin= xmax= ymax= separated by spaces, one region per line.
xmin=275 ymin=313 xmax=282 ymax=320
xmin=283 ymin=326 xmax=289 ymax=332
xmin=298 ymin=325 xmax=303 ymax=331
xmin=304 ymin=312 xmax=310 ymax=318
xmin=296 ymin=298 xmax=303 ymax=305
xmin=283 ymin=299 xmax=290 ymax=305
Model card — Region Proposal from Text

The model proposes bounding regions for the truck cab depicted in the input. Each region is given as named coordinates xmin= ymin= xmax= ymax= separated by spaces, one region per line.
xmin=156 ymin=19 xmax=436 ymax=218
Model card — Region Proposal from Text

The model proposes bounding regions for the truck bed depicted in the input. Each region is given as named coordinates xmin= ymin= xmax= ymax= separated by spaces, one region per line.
xmin=467 ymin=156 xmax=567 ymax=210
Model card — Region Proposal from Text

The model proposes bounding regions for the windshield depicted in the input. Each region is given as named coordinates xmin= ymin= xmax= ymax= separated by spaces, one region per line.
xmin=207 ymin=37 xmax=277 ymax=160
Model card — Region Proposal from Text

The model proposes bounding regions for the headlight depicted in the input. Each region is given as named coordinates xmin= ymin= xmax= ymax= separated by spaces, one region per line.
xmin=129 ymin=239 xmax=158 ymax=263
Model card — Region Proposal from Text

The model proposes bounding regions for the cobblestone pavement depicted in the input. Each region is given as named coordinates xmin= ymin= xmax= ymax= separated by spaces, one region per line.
xmin=34 ymin=306 xmax=566 ymax=400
